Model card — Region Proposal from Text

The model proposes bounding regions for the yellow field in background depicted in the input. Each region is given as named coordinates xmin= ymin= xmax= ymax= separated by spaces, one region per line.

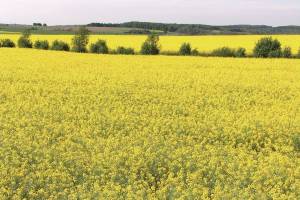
xmin=0 ymin=48 xmax=299 ymax=198
xmin=1 ymin=34 xmax=300 ymax=53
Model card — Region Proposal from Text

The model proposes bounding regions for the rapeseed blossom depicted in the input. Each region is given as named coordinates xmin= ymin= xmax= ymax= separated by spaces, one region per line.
xmin=0 ymin=49 xmax=299 ymax=199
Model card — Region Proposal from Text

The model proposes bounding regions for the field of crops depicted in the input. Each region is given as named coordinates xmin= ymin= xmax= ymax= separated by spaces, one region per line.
xmin=1 ymin=34 xmax=300 ymax=54
xmin=0 ymin=48 xmax=299 ymax=199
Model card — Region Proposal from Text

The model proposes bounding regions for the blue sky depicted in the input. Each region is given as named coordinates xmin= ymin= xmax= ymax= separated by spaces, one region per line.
xmin=1 ymin=0 xmax=299 ymax=26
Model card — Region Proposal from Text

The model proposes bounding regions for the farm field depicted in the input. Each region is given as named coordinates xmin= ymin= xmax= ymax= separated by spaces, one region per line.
xmin=0 ymin=24 xmax=161 ymax=35
xmin=0 ymin=48 xmax=299 ymax=199
xmin=1 ymin=34 xmax=300 ymax=54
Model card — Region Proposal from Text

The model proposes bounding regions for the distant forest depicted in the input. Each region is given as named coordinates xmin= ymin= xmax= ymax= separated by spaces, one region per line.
xmin=87 ymin=21 xmax=300 ymax=35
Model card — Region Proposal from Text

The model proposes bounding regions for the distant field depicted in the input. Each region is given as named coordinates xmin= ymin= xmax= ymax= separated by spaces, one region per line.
xmin=0 ymin=25 xmax=157 ymax=35
xmin=1 ymin=34 xmax=300 ymax=54
xmin=0 ymin=48 xmax=299 ymax=198
xmin=0 ymin=31 xmax=19 ymax=34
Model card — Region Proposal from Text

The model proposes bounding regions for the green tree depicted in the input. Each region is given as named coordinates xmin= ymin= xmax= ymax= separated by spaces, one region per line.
xmin=18 ymin=29 xmax=33 ymax=48
xmin=179 ymin=43 xmax=192 ymax=55
xmin=71 ymin=26 xmax=90 ymax=53
xmin=253 ymin=37 xmax=281 ymax=58
xmin=140 ymin=34 xmax=160 ymax=55
xmin=235 ymin=48 xmax=246 ymax=57
xmin=268 ymin=49 xmax=282 ymax=58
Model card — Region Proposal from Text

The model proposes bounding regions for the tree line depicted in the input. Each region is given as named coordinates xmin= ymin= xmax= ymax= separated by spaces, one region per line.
xmin=88 ymin=22 xmax=300 ymax=35
xmin=1 ymin=26 xmax=300 ymax=58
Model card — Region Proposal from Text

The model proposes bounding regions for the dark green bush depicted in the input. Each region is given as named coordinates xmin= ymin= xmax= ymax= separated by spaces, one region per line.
xmin=179 ymin=43 xmax=192 ymax=55
xmin=191 ymin=49 xmax=199 ymax=56
xmin=90 ymin=40 xmax=109 ymax=54
xmin=116 ymin=46 xmax=135 ymax=55
xmin=0 ymin=39 xmax=15 ymax=48
xmin=34 ymin=40 xmax=49 ymax=50
xmin=18 ymin=37 xmax=32 ymax=48
xmin=235 ymin=47 xmax=246 ymax=57
xmin=197 ymin=52 xmax=211 ymax=57
xmin=211 ymin=47 xmax=236 ymax=57
xmin=18 ymin=29 xmax=32 ymax=48
xmin=268 ymin=49 xmax=282 ymax=58
xmin=253 ymin=37 xmax=281 ymax=58
xmin=71 ymin=26 xmax=90 ymax=53
xmin=141 ymin=34 xmax=160 ymax=55
xmin=51 ymin=40 xmax=70 ymax=51
xmin=282 ymin=47 xmax=292 ymax=58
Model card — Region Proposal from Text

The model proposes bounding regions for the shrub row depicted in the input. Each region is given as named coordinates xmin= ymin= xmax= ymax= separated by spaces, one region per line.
xmin=2 ymin=28 xmax=300 ymax=58
xmin=20 ymin=39 xmax=70 ymax=52
xmin=0 ymin=39 xmax=15 ymax=48
xmin=1 ymin=37 xmax=135 ymax=55
xmin=212 ymin=47 xmax=246 ymax=57
xmin=51 ymin=40 xmax=70 ymax=51
xmin=176 ymin=37 xmax=298 ymax=58
xmin=1 ymin=28 xmax=134 ymax=55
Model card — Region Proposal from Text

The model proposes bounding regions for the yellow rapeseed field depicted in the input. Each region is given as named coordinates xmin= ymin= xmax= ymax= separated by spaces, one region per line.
xmin=1 ymin=34 xmax=300 ymax=54
xmin=0 ymin=48 xmax=299 ymax=199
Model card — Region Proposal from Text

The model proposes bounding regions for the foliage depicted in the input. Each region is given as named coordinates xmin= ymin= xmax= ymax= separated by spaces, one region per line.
xmin=1 ymin=34 xmax=300 ymax=56
xmin=22 ymin=29 xmax=31 ymax=38
xmin=0 ymin=39 xmax=15 ymax=48
xmin=50 ymin=40 xmax=70 ymax=51
xmin=282 ymin=47 xmax=292 ymax=58
xmin=191 ymin=49 xmax=199 ymax=56
xmin=88 ymin=22 xmax=300 ymax=35
xmin=140 ymin=34 xmax=160 ymax=55
xmin=17 ymin=30 xmax=32 ymax=48
xmin=253 ymin=37 xmax=281 ymax=58
xmin=90 ymin=40 xmax=109 ymax=54
xmin=34 ymin=40 xmax=49 ymax=50
xmin=18 ymin=37 xmax=32 ymax=48
xmin=0 ymin=48 xmax=299 ymax=199
xmin=179 ymin=43 xmax=192 ymax=55
xmin=160 ymin=51 xmax=179 ymax=56
xmin=116 ymin=46 xmax=135 ymax=55
xmin=235 ymin=47 xmax=246 ymax=57
xmin=71 ymin=26 xmax=90 ymax=53
xmin=211 ymin=47 xmax=236 ymax=57
xmin=268 ymin=49 xmax=282 ymax=58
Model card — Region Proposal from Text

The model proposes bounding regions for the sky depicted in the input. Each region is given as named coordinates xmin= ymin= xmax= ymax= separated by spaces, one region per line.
xmin=1 ymin=0 xmax=300 ymax=26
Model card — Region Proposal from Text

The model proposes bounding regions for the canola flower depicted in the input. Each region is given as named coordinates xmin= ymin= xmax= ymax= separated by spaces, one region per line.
xmin=0 ymin=48 xmax=299 ymax=199
xmin=1 ymin=34 xmax=300 ymax=54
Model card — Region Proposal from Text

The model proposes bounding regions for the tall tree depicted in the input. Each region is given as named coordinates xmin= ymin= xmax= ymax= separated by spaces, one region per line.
xmin=71 ymin=26 xmax=90 ymax=53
